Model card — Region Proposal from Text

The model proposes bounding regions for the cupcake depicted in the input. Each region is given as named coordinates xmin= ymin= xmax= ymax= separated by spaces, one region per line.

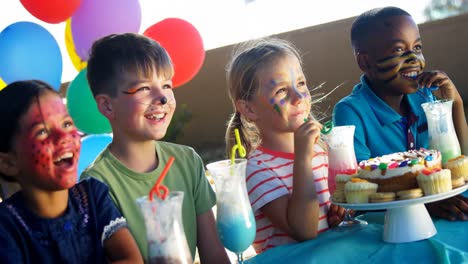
xmin=344 ymin=178 xmax=378 ymax=204
xmin=444 ymin=155 xmax=468 ymax=182
xmin=336 ymin=174 xmax=357 ymax=191
xmin=332 ymin=173 xmax=357 ymax=203
xmin=451 ymin=177 xmax=466 ymax=188
xmin=417 ymin=168 xmax=452 ymax=195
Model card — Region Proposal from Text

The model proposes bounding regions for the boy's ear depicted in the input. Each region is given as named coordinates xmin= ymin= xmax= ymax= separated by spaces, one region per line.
xmin=356 ymin=52 xmax=370 ymax=72
xmin=0 ymin=153 xmax=19 ymax=177
xmin=95 ymin=95 xmax=114 ymax=118
xmin=235 ymin=100 xmax=257 ymax=121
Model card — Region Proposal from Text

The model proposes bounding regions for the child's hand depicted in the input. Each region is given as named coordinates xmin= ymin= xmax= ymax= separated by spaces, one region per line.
xmin=426 ymin=195 xmax=468 ymax=221
xmin=327 ymin=204 xmax=348 ymax=227
xmin=294 ymin=120 xmax=322 ymax=161
xmin=418 ymin=71 xmax=462 ymax=103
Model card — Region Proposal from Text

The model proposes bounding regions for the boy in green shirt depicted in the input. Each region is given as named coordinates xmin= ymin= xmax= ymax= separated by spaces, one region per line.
xmin=80 ymin=33 xmax=230 ymax=262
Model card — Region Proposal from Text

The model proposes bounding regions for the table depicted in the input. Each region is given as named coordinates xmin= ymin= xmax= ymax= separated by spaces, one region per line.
xmin=245 ymin=191 xmax=468 ymax=264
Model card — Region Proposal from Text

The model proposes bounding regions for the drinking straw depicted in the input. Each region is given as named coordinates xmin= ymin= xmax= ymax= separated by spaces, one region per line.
xmin=148 ymin=156 xmax=175 ymax=201
xmin=321 ymin=120 xmax=333 ymax=135
xmin=417 ymin=86 xmax=438 ymax=103
xmin=230 ymin=128 xmax=247 ymax=165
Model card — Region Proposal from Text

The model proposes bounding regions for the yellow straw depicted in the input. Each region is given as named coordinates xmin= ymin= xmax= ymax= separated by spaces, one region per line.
xmin=231 ymin=128 xmax=246 ymax=165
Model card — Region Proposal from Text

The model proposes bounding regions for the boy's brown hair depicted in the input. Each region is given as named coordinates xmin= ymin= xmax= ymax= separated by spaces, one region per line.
xmin=86 ymin=33 xmax=174 ymax=97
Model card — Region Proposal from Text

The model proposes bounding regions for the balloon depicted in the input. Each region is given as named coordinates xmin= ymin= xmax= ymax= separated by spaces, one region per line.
xmin=0 ymin=22 xmax=62 ymax=90
xmin=65 ymin=19 xmax=87 ymax=71
xmin=66 ymin=69 xmax=112 ymax=134
xmin=144 ymin=18 xmax=205 ymax=88
xmin=0 ymin=78 xmax=5 ymax=91
xmin=71 ymin=0 xmax=141 ymax=61
xmin=20 ymin=0 xmax=81 ymax=24
xmin=78 ymin=133 xmax=112 ymax=178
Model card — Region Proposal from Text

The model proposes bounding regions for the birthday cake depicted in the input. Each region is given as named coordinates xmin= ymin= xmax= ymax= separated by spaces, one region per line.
xmin=357 ymin=149 xmax=442 ymax=192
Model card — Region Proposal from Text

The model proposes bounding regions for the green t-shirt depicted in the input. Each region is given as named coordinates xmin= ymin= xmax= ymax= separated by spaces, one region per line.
xmin=80 ymin=141 xmax=216 ymax=260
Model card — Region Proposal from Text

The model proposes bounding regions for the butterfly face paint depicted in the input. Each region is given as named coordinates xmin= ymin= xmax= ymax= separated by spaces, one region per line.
xmin=15 ymin=92 xmax=81 ymax=190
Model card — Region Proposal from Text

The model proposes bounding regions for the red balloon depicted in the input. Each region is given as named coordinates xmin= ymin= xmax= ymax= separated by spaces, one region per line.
xmin=144 ymin=18 xmax=205 ymax=88
xmin=20 ymin=0 xmax=81 ymax=24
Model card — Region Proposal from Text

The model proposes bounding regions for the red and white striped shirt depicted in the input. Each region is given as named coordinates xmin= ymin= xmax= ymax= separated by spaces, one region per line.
xmin=246 ymin=145 xmax=331 ymax=253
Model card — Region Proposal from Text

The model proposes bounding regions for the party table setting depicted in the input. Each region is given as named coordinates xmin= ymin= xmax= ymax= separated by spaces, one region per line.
xmin=246 ymin=98 xmax=468 ymax=264
xmin=244 ymin=202 xmax=468 ymax=264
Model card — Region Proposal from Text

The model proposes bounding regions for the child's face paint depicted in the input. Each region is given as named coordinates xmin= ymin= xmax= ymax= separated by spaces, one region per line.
xmin=113 ymin=71 xmax=176 ymax=141
xmin=253 ymin=55 xmax=311 ymax=132
xmin=364 ymin=15 xmax=425 ymax=93
xmin=14 ymin=92 xmax=81 ymax=190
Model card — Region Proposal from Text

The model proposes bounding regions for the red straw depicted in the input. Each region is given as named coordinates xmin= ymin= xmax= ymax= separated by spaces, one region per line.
xmin=149 ymin=156 xmax=175 ymax=201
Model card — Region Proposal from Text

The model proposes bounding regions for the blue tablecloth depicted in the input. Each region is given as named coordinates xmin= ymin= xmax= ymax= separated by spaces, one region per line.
xmin=245 ymin=192 xmax=468 ymax=264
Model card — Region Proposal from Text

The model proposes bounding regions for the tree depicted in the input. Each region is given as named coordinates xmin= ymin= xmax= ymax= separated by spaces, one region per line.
xmin=424 ymin=0 xmax=468 ymax=20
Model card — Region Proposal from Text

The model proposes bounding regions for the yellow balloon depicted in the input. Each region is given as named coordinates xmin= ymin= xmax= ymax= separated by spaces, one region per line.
xmin=0 ymin=78 xmax=6 ymax=91
xmin=65 ymin=19 xmax=87 ymax=71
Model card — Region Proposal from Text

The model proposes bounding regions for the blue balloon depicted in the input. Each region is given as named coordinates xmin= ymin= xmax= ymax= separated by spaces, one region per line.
xmin=78 ymin=134 xmax=112 ymax=179
xmin=0 ymin=21 xmax=62 ymax=90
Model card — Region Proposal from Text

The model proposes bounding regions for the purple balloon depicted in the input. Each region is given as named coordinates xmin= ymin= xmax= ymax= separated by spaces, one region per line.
xmin=71 ymin=0 xmax=141 ymax=61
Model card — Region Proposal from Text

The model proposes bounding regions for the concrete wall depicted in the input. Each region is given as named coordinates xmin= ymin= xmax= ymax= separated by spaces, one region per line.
xmin=172 ymin=14 xmax=468 ymax=148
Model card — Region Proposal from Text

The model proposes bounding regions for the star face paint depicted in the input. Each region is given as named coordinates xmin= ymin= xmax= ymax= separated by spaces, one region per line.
xmin=14 ymin=92 xmax=81 ymax=190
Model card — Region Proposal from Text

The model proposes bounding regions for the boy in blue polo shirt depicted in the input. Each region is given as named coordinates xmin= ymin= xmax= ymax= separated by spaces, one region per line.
xmin=333 ymin=7 xmax=468 ymax=220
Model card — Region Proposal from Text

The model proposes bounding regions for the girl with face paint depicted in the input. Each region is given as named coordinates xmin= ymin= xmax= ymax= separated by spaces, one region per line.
xmin=225 ymin=38 xmax=346 ymax=253
xmin=0 ymin=81 xmax=142 ymax=263
xmin=333 ymin=7 xmax=468 ymax=221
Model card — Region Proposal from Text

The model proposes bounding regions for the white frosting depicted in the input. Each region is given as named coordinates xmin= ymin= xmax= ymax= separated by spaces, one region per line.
xmin=357 ymin=149 xmax=441 ymax=180
xmin=359 ymin=164 xmax=424 ymax=179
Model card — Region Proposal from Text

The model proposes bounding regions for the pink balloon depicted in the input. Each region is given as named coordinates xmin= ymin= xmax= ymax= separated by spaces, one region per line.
xmin=71 ymin=0 xmax=141 ymax=61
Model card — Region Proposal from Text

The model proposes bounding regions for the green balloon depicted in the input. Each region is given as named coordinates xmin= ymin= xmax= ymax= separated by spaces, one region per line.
xmin=66 ymin=69 xmax=112 ymax=134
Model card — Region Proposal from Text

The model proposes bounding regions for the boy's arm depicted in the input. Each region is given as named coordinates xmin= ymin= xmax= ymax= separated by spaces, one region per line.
xmin=196 ymin=210 xmax=230 ymax=264
xmin=419 ymin=70 xmax=468 ymax=154
xmin=452 ymin=98 xmax=468 ymax=155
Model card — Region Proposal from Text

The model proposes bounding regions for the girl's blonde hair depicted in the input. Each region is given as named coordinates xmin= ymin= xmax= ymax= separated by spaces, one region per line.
xmin=225 ymin=37 xmax=305 ymax=156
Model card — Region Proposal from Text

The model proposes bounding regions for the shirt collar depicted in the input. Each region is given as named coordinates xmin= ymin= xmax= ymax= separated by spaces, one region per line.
xmin=354 ymin=75 xmax=425 ymax=126
xmin=354 ymin=75 xmax=401 ymax=126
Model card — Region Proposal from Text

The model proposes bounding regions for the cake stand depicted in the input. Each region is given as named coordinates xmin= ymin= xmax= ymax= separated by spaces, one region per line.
xmin=334 ymin=184 xmax=468 ymax=243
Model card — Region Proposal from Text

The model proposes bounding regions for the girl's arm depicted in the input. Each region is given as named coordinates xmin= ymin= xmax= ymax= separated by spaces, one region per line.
xmin=104 ymin=227 xmax=143 ymax=264
xmin=261 ymin=120 xmax=322 ymax=241
xmin=196 ymin=210 xmax=230 ymax=264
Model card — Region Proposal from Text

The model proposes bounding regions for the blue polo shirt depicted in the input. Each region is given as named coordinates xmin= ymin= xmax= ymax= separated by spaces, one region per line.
xmin=333 ymin=75 xmax=433 ymax=162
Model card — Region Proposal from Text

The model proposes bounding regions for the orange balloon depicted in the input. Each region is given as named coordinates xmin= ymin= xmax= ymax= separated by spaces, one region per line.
xmin=65 ymin=19 xmax=87 ymax=71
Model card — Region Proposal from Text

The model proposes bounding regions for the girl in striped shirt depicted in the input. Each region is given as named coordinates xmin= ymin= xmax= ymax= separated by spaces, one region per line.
xmin=224 ymin=38 xmax=346 ymax=253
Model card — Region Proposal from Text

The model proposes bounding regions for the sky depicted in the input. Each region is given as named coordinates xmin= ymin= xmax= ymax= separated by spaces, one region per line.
xmin=0 ymin=0 xmax=431 ymax=83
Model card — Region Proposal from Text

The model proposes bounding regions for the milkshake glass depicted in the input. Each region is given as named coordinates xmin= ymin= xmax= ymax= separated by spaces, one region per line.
xmin=421 ymin=99 xmax=461 ymax=164
xmin=206 ymin=159 xmax=256 ymax=264
xmin=136 ymin=191 xmax=192 ymax=264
